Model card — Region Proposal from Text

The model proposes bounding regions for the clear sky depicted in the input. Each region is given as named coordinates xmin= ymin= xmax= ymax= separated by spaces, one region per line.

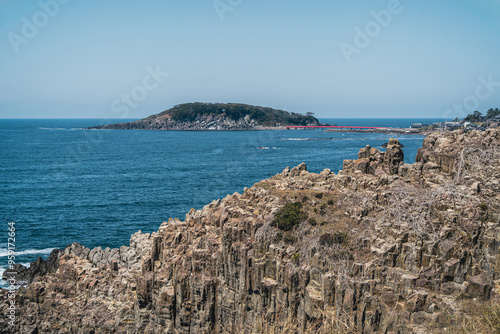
xmin=1 ymin=0 xmax=499 ymax=119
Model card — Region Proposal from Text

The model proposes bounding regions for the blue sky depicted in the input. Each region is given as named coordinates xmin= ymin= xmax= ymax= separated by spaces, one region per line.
xmin=1 ymin=0 xmax=499 ymax=118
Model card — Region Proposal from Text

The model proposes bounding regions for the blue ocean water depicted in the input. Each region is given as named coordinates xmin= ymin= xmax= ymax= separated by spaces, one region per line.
xmin=0 ymin=118 xmax=436 ymax=286
xmin=320 ymin=118 xmax=443 ymax=128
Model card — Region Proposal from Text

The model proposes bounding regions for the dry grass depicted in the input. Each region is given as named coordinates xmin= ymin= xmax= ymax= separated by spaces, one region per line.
xmin=446 ymin=298 xmax=500 ymax=334
xmin=253 ymin=307 xmax=358 ymax=334
xmin=455 ymin=145 xmax=500 ymax=182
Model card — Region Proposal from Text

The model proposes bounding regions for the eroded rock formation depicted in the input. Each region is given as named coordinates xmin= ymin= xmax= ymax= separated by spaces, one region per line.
xmin=1 ymin=129 xmax=499 ymax=333
xmin=343 ymin=138 xmax=404 ymax=176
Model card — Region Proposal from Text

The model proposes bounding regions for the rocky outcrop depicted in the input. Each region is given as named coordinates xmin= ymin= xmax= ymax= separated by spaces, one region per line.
xmin=343 ymin=139 xmax=404 ymax=176
xmin=92 ymin=114 xmax=266 ymax=131
xmin=1 ymin=129 xmax=499 ymax=333
xmin=384 ymin=138 xmax=405 ymax=174
xmin=2 ymin=249 xmax=63 ymax=286
xmin=2 ymin=231 xmax=153 ymax=285
xmin=416 ymin=128 xmax=499 ymax=175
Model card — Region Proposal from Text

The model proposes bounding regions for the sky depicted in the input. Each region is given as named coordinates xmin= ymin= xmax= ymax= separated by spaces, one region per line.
xmin=0 ymin=0 xmax=499 ymax=119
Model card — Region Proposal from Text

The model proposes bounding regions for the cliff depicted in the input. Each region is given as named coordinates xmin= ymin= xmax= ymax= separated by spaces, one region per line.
xmin=88 ymin=103 xmax=321 ymax=130
xmin=1 ymin=128 xmax=499 ymax=333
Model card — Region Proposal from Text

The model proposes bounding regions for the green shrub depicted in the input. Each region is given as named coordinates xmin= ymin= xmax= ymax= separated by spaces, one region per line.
xmin=327 ymin=199 xmax=334 ymax=205
xmin=315 ymin=193 xmax=323 ymax=199
xmin=333 ymin=232 xmax=348 ymax=245
xmin=302 ymin=195 xmax=309 ymax=203
xmin=272 ymin=202 xmax=308 ymax=231
xmin=284 ymin=235 xmax=298 ymax=244
xmin=308 ymin=218 xmax=317 ymax=226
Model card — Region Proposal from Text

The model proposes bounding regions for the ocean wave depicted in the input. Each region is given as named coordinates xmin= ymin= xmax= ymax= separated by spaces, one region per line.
xmin=0 ymin=262 xmax=31 ymax=276
xmin=0 ymin=267 xmax=6 ymax=288
xmin=0 ymin=262 xmax=30 ymax=271
xmin=0 ymin=263 xmax=31 ymax=289
xmin=37 ymin=127 xmax=83 ymax=131
xmin=0 ymin=248 xmax=56 ymax=258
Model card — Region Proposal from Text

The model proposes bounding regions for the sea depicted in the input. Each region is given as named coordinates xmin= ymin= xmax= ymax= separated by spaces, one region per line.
xmin=0 ymin=118 xmax=445 ymax=287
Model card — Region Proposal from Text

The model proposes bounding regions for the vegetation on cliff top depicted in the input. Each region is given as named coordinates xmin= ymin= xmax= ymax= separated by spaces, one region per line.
xmin=152 ymin=102 xmax=320 ymax=126
xmin=464 ymin=108 xmax=500 ymax=123
xmin=271 ymin=201 xmax=308 ymax=231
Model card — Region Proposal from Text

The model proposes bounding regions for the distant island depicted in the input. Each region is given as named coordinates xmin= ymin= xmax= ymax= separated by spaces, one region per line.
xmin=88 ymin=102 xmax=321 ymax=130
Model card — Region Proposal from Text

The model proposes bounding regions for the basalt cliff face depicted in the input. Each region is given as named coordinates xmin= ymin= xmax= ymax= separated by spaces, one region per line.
xmin=1 ymin=129 xmax=500 ymax=333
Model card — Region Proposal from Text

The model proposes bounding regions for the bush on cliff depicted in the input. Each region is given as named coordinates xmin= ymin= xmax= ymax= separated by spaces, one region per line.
xmin=271 ymin=202 xmax=308 ymax=231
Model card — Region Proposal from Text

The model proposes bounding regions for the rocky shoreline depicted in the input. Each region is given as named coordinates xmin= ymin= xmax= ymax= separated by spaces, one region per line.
xmin=1 ymin=128 xmax=499 ymax=333
xmin=89 ymin=114 xmax=288 ymax=131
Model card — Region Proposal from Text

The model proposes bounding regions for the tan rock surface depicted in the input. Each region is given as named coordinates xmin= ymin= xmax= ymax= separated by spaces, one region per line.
xmin=1 ymin=128 xmax=499 ymax=333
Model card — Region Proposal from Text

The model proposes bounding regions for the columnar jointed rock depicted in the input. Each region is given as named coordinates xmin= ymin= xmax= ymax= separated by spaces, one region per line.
xmin=383 ymin=138 xmax=404 ymax=175
xmin=1 ymin=128 xmax=499 ymax=333
xmin=343 ymin=139 xmax=404 ymax=176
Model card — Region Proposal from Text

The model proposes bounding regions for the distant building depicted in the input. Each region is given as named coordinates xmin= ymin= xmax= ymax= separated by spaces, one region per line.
xmin=444 ymin=122 xmax=461 ymax=130
xmin=434 ymin=122 xmax=444 ymax=128
xmin=463 ymin=122 xmax=478 ymax=129
xmin=410 ymin=123 xmax=428 ymax=129
xmin=489 ymin=116 xmax=500 ymax=129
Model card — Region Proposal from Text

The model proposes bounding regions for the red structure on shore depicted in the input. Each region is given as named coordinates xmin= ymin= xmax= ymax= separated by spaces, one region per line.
xmin=286 ymin=125 xmax=392 ymax=130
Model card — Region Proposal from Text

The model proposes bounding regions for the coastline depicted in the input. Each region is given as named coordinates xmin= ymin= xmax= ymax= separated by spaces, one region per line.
xmin=324 ymin=128 xmax=430 ymax=135
xmin=2 ymin=128 xmax=499 ymax=333
xmin=88 ymin=125 xmax=432 ymax=134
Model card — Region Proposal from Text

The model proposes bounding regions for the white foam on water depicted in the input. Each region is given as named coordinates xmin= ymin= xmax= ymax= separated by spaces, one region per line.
xmin=0 ymin=262 xmax=31 ymax=289
xmin=37 ymin=127 xmax=83 ymax=131
xmin=0 ymin=248 xmax=56 ymax=257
